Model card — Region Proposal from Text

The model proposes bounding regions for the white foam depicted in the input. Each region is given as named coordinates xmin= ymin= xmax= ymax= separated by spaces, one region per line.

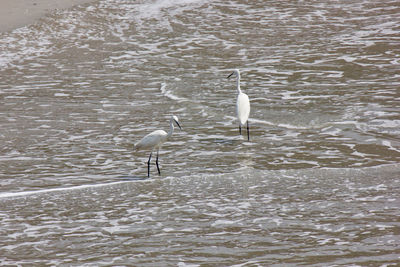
xmin=211 ymin=219 xmax=241 ymax=227
xmin=160 ymin=83 xmax=187 ymax=102
xmin=0 ymin=181 xmax=129 ymax=199
xmin=134 ymin=0 xmax=208 ymax=31
xmin=136 ymin=0 xmax=207 ymax=20
xmin=226 ymin=115 xmax=312 ymax=130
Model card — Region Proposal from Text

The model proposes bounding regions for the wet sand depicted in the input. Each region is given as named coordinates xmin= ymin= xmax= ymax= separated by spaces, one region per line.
xmin=0 ymin=0 xmax=94 ymax=32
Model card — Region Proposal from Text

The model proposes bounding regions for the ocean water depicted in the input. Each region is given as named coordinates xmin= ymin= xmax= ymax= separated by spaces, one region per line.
xmin=0 ymin=0 xmax=399 ymax=265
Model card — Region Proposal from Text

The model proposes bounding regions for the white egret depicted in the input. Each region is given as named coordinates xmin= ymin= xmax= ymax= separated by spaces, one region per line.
xmin=134 ymin=115 xmax=182 ymax=177
xmin=227 ymin=69 xmax=250 ymax=141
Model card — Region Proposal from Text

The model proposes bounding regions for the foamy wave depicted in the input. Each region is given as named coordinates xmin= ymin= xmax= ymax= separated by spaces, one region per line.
xmin=0 ymin=181 xmax=129 ymax=199
xmin=136 ymin=0 xmax=207 ymax=20
xmin=226 ymin=115 xmax=325 ymax=130
xmin=160 ymin=83 xmax=188 ymax=102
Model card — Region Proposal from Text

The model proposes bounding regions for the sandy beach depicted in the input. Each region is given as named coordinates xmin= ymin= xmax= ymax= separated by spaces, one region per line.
xmin=0 ymin=0 xmax=94 ymax=32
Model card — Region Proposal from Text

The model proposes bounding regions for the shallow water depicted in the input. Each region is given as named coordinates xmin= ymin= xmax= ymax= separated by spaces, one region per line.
xmin=0 ymin=0 xmax=399 ymax=265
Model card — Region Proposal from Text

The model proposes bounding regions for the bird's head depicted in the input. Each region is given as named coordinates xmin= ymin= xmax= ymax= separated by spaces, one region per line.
xmin=227 ymin=69 xmax=240 ymax=79
xmin=172 ymin=115 xmax=182 ymax=130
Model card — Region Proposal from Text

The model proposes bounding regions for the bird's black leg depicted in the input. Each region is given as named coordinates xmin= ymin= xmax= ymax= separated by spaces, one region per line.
xmin=247 ymin=121 xmax=250 ymax=141
xmin=156 ymin=149 xmax=161 ymax=175
xmin=147 ymin=152 xmax=152 ymax=178
xmin=239 ymin=125 xmax=242 ymax=136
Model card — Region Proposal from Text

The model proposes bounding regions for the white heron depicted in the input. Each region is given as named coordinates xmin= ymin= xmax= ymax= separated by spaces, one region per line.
xmin=227 ymin=69 xmax=250 ymax=141
xmin=134 ymin=115 xmax=182 ymax=177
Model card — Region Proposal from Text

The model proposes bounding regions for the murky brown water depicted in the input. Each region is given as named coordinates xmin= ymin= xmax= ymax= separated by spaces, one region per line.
xmin=0 ymin=0 xmax=399 ymax=265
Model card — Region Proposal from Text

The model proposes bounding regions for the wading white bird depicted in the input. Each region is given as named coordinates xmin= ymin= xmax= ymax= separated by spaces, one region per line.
xmin=134 ymin=115 xmax=182 ymax=177
xmin=227 ymin=69 xmax=250 ymax=141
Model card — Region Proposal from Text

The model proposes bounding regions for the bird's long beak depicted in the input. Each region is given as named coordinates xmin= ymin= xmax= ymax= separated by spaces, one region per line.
xmin=175 ymin=120 xmax=182 ymax=130
xmin=227 ymin=72 xmax=234 ymax=79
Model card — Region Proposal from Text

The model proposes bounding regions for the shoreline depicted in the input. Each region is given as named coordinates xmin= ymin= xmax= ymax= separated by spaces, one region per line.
xmin=0 ymin=0 xmax=95 ymax=33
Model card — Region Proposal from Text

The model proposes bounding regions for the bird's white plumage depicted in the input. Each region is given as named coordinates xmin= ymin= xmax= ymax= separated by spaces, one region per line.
xmin=134 ymin=115 xmax=181 ymax=177
xmin=228 ymin=69 xmax=251 ymax=140
xmin=228 ymin=69 xmax=250 ymax=125
xmin=135 ymin=116 xmax=180 ymax=151
xmin=237 ymin=91 xmax=250 ymax=126
xmin=134 ymin=129 xmax=168 ymax=150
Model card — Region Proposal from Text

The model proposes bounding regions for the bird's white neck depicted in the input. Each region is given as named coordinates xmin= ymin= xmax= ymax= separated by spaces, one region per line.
xmin=236 ymin=74 xmax=242 ymax=94
xmin=167 ymin=119 xmax=175 ymax=139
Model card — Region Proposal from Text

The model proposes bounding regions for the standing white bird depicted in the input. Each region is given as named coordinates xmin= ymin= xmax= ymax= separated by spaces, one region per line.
xmin=227 ymin=69 xmax=250 ymax=141
xmin=134 ymin=115 xmax=182 ymax=177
